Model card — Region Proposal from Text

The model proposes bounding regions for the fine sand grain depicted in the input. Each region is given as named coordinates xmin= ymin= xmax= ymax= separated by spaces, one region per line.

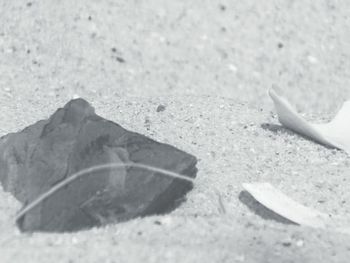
xmin=1 ymin=1 xmax=350 ymax=262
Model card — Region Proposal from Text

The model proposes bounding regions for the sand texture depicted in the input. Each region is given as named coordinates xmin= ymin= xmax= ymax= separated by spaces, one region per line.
xmin=1 ymin=1 xmax=350 ymax=262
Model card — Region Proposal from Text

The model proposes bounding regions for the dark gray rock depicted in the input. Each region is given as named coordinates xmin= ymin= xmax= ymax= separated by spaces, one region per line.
xmin=0 ymin=99 xmax=197 ymax=232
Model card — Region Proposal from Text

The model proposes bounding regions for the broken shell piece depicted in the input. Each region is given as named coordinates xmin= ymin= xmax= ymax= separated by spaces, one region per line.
xmin=243 ymin=182 xmax=329 ymax=228
xmin=269 ymin=89 xmax=350 ymax=154
xmin=242 ymin=182 xmax=350 ymax=234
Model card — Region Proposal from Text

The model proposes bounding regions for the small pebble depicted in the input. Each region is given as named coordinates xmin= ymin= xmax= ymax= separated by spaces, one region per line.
xmin=219 ymin=4 xmax=226 ymax=11
xmin=235 ymin=255 xmax=245 ymax=262
xmin=71 ymin=237 xmax=79 ymax=244
xmin=228 ymin=64 xmax=237 ymax=72
xmin=307 ymin=56 xmax=318 ymax=64
xmin=144 ymin=117 xmax=151 ymax=130
xmin=282 ymin=240 xmax=292 ymax=247
xmin=159 ymin=216 xmax=173 ymax=226
xmin=296 ymin=239 xmax=304 ymax=247
xmin=116 ymin=57 xmax=125 ymax=63
xmin=156 ymin=104 xmax=166 ymax=112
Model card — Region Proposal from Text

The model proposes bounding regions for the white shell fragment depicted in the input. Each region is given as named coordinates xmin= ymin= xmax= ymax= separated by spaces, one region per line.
xmin=269 ymin=89 xmax=350 ymax=154
xmin=242 ymin=182 xmax=329 ymax=228
xmin=242 ymin=182 xmax=350 ymax=234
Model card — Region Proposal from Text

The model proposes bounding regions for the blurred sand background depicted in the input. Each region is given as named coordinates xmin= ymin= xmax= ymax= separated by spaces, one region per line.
xmin=1 ymin=1 xmax=350 ymax=262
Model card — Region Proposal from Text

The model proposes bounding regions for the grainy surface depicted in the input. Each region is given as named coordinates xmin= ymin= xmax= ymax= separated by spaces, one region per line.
xmin=1 ymin=1 xmax=350 ymax=262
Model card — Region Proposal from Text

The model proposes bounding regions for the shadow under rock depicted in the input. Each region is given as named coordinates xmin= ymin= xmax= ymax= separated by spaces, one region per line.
xmin=239 ymin=191 xmax=296 ymax=225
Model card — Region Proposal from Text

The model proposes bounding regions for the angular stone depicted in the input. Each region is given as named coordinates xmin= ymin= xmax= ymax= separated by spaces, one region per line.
xmin=0 ymin=99 xmax=197 ymax=232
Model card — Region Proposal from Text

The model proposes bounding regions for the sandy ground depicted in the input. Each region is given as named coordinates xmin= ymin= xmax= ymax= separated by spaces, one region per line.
xmin=1 ymin=0 xmax=350 ymax=262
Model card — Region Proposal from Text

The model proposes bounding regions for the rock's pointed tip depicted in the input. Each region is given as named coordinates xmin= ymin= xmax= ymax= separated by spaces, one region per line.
xmin=65 ymin=97 xmax=90 ymax=107
xmin=63 ymin=98 xmax=95 ymax=115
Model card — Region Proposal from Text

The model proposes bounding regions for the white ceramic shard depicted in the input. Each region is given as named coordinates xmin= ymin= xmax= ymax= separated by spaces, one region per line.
xmin=242 ymin=182 xmax=350 ymax=234
xmin=269 ymin=89 xmax=350 ymax=154
xmin=242 ymin=182 xmax=329 ymax=228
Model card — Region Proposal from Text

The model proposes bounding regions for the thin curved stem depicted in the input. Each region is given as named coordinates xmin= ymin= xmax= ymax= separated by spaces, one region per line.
xmin=15 ymin=162 xmax=194 ymax=222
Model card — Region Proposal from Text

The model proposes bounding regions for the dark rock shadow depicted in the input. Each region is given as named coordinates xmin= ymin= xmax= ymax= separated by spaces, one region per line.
xmin=239 ymin=191 xmax=296 ymax=225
